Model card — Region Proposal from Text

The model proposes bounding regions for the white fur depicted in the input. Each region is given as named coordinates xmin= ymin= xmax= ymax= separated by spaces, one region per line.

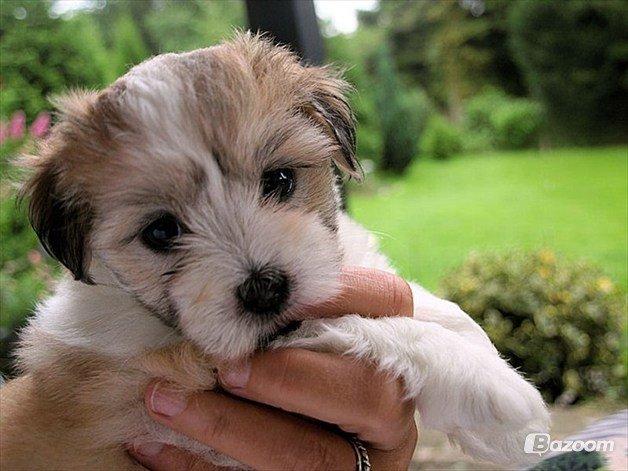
xmin=273 ymin=217 xmax=548 ymax=466
xmin=119 ymin=53 xmax=210 ymax=162
xmin=31 ymin=215 xmax=548 ymax=467
xmin=29 ymin=275 xmax=178 ymax=360
xmin=278 ymin=317 xmax=547 ymax=466
xmin=169 ymin=190 xmax=342 ymax=360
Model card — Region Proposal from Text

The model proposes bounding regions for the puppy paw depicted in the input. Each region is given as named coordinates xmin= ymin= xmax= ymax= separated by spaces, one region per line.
xmin=485 ymin=370 xmax=549 ymax=432
xmin=137 ymin=341 xmax=217 ymax=391
xmin=441 ymin=355 xmax=549 ymax=429
xmin=445 ymin=370 xmax=549 ymax=466
xmin=276 ymin=315 xmax=550 ymax=467
xmin=448 ymin=423 xmax=548 ymax=467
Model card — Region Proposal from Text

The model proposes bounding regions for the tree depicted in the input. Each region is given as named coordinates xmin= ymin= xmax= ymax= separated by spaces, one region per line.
xmin=509 ymin=0 xmax=628 ymax=144
xmin=373 ymin=45 xmax=427 ymax=173
xmin=90 ymin=0 xmax=160 ymax=55
xmin=0 ymin=1 xmax=112 ymax=120
xmin=325 ymin=27 xmax=385 ymax=163
xmin=326 ymin=19 xmax=429 ymax=172
xmin=368 ymin=0 xmax=524 ymax=121
xmin=144 ymin=0 xmax=245 ymax=53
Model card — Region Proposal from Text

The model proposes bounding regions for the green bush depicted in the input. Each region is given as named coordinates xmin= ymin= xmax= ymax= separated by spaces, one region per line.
xmin=143 ymin=0 xmax=245 ymax=53
xmin=441 ymin=250 xmax=626 ymax=404
xmin=464 ymin=89 xmax=544 ymax=150
xmin=353 ymin=88 xmax=382 ymax=164
xmin=380 ymin=91 xmax=429 ymax=173
xmin=462 ymin=91 xmax=501 ymax=153
xmin=465 ymin=89 xmax=509 ymax=136
xmin=421 ymin=115 xmax=463 ymax=160
xmin=492 ymin=99 xmax=544 ymax=149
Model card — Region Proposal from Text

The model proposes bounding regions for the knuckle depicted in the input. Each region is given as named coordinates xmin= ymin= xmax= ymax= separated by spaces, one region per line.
xmin=199 ymin=407 xmax=231 ymax=446
xmin=377 ymin=377 xmax=406 ymax=416
xmin=365 ymin=377 xmax=410 ymax=441
xmin=370 ymin=403 xmax=399 ymax=434
xmin=270 ymin=348 xmax=304 ymax=389
xmin=384 ymin=275 xmax=412 ymax=316
xmin=371 ymin=404 xmax=392 ymax=429
xmin=274 ymin=347 xmax=306 ymax=366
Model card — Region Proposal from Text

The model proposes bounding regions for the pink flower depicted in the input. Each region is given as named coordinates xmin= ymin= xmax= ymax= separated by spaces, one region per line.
xmin=27 ymin=250 xmax=43 ymax=265
xmin=30 ymin=111 xmax=51 ymax=138
xmin=8 ymin=110 xmax=25 ymax=139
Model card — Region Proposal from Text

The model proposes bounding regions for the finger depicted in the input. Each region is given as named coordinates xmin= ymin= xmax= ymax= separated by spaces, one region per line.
xmin=144 ymin=381 xmax=355 ymax=470
xmin=219 ymin=349 xmax=414 ymax=448
xmin=302 ymin=267 xmax=413 ymax=319
xmin=129 ymin=443 xmax=225 ymax=471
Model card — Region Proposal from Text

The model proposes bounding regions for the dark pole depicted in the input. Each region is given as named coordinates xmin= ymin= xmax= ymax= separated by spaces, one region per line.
xmin=245 ymin=0 xmax=325 ymax=65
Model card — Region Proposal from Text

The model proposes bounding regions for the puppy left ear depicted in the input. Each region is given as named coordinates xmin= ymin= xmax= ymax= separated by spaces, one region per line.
xmin=305 ymin=69 xmax=362 ymax=180
xmin=22 ymin=162 xmax=94 ymax=284
xmin=18 ymin=90 xmax=99 ymax=284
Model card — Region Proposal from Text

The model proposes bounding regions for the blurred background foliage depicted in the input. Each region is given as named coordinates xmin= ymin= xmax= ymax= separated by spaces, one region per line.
xmin=0 ymin=0 xmax=626 ymax=403
xmin=442 ymin=250 xmax=625 ymax=404
xmin=2 ymin=0 xmax=626 ymax=161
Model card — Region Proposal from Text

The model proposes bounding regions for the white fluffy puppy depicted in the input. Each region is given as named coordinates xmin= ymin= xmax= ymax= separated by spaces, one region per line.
xmin=0 ymin=33 xmax=548 ymax=470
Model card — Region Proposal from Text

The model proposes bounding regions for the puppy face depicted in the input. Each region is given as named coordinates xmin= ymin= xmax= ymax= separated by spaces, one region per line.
xmin=22 ymin=34 xmax=361 ymax=360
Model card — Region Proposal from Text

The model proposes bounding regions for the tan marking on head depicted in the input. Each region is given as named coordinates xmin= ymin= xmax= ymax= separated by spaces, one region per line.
xmin=18 ymin=32 xmax=352 ymax=357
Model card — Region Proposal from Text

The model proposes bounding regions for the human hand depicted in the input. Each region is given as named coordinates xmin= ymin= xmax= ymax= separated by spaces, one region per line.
xmin=129 ymin=268 xmax=418 ymax=470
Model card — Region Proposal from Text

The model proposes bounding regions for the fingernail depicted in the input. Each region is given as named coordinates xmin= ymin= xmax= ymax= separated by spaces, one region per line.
xmin=219 ymin=361 xmax=251 ymax=389
xmin=149 ymin=382 xmax=188 ymax=417
xmin=133 ymin=441 xmax=164 ymax=457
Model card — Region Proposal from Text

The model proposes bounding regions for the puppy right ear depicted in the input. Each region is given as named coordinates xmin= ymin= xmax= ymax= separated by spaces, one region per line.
xmin=21 ymin=160 xmax=94 ymax=284
xmin=303 ymin=67 xmax=363 ymax=181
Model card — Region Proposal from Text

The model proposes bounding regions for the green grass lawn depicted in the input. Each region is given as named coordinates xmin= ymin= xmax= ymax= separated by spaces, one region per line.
xmin=348 ymin=146 xmax=628 ymax=291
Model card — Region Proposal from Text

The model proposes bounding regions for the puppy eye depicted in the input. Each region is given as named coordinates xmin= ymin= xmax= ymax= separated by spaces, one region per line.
xmin=141 ymin=214 xmax=183 ymax=252
xmin=261 ymin=168 xmax=296 ymax=202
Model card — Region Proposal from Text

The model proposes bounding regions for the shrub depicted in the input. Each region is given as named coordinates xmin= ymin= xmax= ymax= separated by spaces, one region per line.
xmin=374 ymin=45 xmax=427 ymax=174
xmin=356 ymin=122 xmax=382 ymax=165
xmin=441 ymin=250 xmax=625 ymax=404
xmin=144 ymin=0 xmax=245 ymax=53
xmin=492 ymin=99 xmax=544 ymax=149
xmin=464 ymin=89 xmax=544 ymax=150
xmin=353 ymin=90 xmax=382 ymax=164
xmin=421 ymin=115 xmax=463 ymax=160
xmin=465 ymin=89 xmax=509 ymax=137
xmin=380 ymin=91 xmax=429 ymax=173
xmin=326 ymin=28 xmax=386 ymax=165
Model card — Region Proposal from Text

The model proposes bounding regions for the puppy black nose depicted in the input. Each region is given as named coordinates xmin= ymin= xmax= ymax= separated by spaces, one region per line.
xmin=236 ymin=267 xmax=289 ymax=316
